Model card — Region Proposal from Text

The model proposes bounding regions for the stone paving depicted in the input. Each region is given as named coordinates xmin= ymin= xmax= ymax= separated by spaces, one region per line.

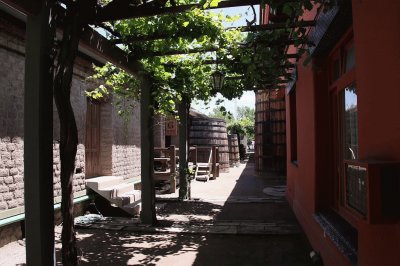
xmin=0 ymin=161 xmax=313 ymax=265
xmin=71 ymin=161 xmax=313 ymax=265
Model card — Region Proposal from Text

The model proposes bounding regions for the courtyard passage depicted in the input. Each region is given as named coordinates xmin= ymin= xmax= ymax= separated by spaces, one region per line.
xmin=0 ymin=161 xmax=313 ymax=265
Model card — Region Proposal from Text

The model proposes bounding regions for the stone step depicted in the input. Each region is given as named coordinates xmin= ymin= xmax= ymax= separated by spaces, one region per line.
xmin=110 ymin=183 xmax=136 ymax=198
xmin=86 ymin=176 xmax=124 ymax=191
xmin=196 ymin=175 xmax=209 ymax=182
xmin=197 ymin=171 xmax=209 ymax=175
xmin=111 ymin=190 xmax=142 ymax=207
xmin=121 ymin=202 xmax=142 ymax=216
xmin=86 ymin=176 xmax=142 ymax=216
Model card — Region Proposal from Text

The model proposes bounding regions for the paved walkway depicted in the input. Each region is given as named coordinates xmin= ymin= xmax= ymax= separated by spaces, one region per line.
xmin=0 ymin=162 xmax=313 ymax=265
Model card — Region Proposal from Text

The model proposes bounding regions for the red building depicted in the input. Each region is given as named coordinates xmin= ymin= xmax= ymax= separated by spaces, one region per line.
xmin=261 ymin=1 xmax=400 ymax=265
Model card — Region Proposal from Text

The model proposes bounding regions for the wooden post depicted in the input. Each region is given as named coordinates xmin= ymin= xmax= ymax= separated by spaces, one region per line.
xmin=178 ymin=96 xmax=189 ymax=200
xmin=140 ymin=76 xmax=156 ymax=224
xmin=24 ymin=2 xmax=55 ymax=265
xmin=193 ymin=146 xmax=198 ymax=166
xmin=212 ymin=146 xmax=216 ymax=178
xmin=216 ymin=147 xmax=220 ymax=177
xmin=169 ymin=145 xmax=176 ymax=193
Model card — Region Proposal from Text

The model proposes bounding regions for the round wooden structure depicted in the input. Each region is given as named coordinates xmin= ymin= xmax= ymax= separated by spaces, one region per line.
xmin=189 ymin=118 xmax=229 ymax=172
xmin=228 ymin=134 xmax=240 ymax=167
xmin=255 ymin=90 xmax=286 ymax=174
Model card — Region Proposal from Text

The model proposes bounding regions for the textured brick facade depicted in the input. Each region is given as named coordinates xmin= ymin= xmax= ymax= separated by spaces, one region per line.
xmin=0 ymin=24 xmax=90 ymax=212
xmin=98 ymin=102 xmax=141 ymax=181
xmin=112 ymin=104 xmax=141 ymax=181
xmin=0 ymin=10 xmax=144 ymax=247
xmin=0 ymin=20 xmax=27 ymax=212
xmin=0 ymin=15 xmax=140 ymax=214
xmin=154 ymin=115 xmax=165 ymax=148
xmin=0 ymin=138 xmax=24 ymax=211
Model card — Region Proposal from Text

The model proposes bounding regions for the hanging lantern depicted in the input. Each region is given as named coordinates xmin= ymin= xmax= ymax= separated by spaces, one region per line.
xmin=211 ymin=70 xmax=225 ymax=90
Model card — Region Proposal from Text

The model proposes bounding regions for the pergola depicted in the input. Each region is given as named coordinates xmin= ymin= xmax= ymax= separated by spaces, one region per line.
xmin=0 ymin=0 xmax=315 ymax=265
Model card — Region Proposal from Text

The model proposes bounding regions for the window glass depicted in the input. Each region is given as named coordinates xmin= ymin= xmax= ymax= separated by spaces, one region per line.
xmin=332 ymin=58 xmax=341 ymax=81
xmin=342 ymin=84 xmax=358 ymax=160
xmin=345 ymin=46 xmax=356 ymax=72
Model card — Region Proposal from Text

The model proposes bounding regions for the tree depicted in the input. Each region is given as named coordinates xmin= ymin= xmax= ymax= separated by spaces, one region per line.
xmin=235 ymin=106 xmax=255 ymax=141
xmin=208 ymin=106 xmax=234 ymax=123
xmin=236 ymin=106 xmax=255 ymax=121
xmin=50 ymin=1 xmax=98 ymax=264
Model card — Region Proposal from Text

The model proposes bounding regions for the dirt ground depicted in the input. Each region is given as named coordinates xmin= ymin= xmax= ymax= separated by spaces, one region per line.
xmin=0 ymin=162 xmax=313 ymax=265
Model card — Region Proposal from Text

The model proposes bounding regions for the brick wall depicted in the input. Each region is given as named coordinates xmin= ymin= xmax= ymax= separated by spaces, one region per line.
xmin=0 ymin=138 xmax=24 ymax=211
xmin=0 ymin=12 xmax=143 ymax=216
xmin=97 ymin=97 xmax=142 ymax=182
xmin=0 ymin=17 xmax=89 ymax=213
xmin=111 ymin=103 xmax=141 ymax=181
xmin=0 ymin=22 xmax=26 ymax=212
xmin=0 ymin=11 xmax=146 ymax=247
xmin=154 ymin=115 xmax=165 ymax=148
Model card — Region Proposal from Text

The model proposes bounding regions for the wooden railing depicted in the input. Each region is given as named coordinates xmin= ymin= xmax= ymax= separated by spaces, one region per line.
xmin=153 ymin=145 xmax=220 ymax=192
xmin=154 ymin=145 xmax=177 ymax=192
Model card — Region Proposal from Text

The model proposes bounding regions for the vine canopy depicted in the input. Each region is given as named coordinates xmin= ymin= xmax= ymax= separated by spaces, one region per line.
xmin=87 ymin=0 xmax=326 ymax=116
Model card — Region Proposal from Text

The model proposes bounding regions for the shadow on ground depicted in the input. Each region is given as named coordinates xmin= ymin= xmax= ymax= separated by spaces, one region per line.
xmin=66 ymin=162 xmax=312 ymax=266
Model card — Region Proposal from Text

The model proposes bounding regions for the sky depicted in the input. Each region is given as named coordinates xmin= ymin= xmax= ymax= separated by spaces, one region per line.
xmin=192 ymin=6 xmax=260 ymax=117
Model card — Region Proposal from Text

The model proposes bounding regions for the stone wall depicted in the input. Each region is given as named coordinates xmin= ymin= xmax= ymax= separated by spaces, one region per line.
xmin=111 ymin=104 xmax=141 ymax=181
xmin=97 ymin=100 xmax=141 ymax=181
xmin=0 ymin=8 xmax=144 ymax=211
xmin=0 ymin=20 xmax=27 ymax=212
xmin=154 ymin=116 xmax=165 ymax=148
xmin=0 ymin=138 xmax=24 ymax=211
xmin=0 ymin=11 xmax=145 ymax=248
xmin=0 ymin=15 xmax=89 ymax=213
xmin=99 ymin=103 xmax=113 ymax=176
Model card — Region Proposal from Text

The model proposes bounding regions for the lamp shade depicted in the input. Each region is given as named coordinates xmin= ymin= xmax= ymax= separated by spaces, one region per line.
xmin=211 ymin=70 xmax=225 ymax=90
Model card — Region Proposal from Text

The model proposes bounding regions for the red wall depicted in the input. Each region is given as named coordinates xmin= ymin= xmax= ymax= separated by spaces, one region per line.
xmin=352 ymin=0 xmax=400 ymax=265
xmin=285 ymin=1 xmax=400 ymax=265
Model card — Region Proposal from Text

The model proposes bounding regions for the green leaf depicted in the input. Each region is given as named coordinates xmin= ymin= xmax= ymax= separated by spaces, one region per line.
xmin=183 ymin=21 xmax=190 ymax=27
xmin=209 ymin=0 xmax=220 ymax=8
xmin=282 ymin=5 xmax=293 ymax=16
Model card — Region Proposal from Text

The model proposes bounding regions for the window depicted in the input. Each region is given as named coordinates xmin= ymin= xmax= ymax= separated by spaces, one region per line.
xmin=329 ymin=34 xmax=358 ymax=224
xmin=339 ymin=84 xmax=358 ymax=208
xmin=330 ymin=41 xmax=356 ymax=84
xmin=344 ymin=45 xmax=356 ymax=72
xmin=341 ymin=84 xmax=358 ymax=161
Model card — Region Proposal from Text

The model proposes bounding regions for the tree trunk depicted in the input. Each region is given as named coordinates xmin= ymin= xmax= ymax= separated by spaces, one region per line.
xmin=53 ymin=2 xmax=85 ymax=265
xmin=140 ymin=75 xmax=157 ymax=225
xmin=178 ymin=95 xmax=190 ymax=200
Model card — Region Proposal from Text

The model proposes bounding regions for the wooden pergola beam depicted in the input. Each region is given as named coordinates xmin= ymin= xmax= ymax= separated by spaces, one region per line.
xmin=200 ymin=60 xmax=296 ymax=67
xmin=135 ymin=46 xmax=219 ymax=58
xmin=225 ymin=75 xmax=290 ymax=82
xmin=96 ymin=0 xmax=262 ymax=22
xmin=79 ymin=26 xmax=144 ymax=77
xmin=1 ymin=0 xmax=41 ymax=15
xmin=112 ymin=21 xmax=315 ymax=43
xmin=231 ymin=20 xmax=316 ymax=32
xmin=136 ymin=46 xmax=300 ymax=59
